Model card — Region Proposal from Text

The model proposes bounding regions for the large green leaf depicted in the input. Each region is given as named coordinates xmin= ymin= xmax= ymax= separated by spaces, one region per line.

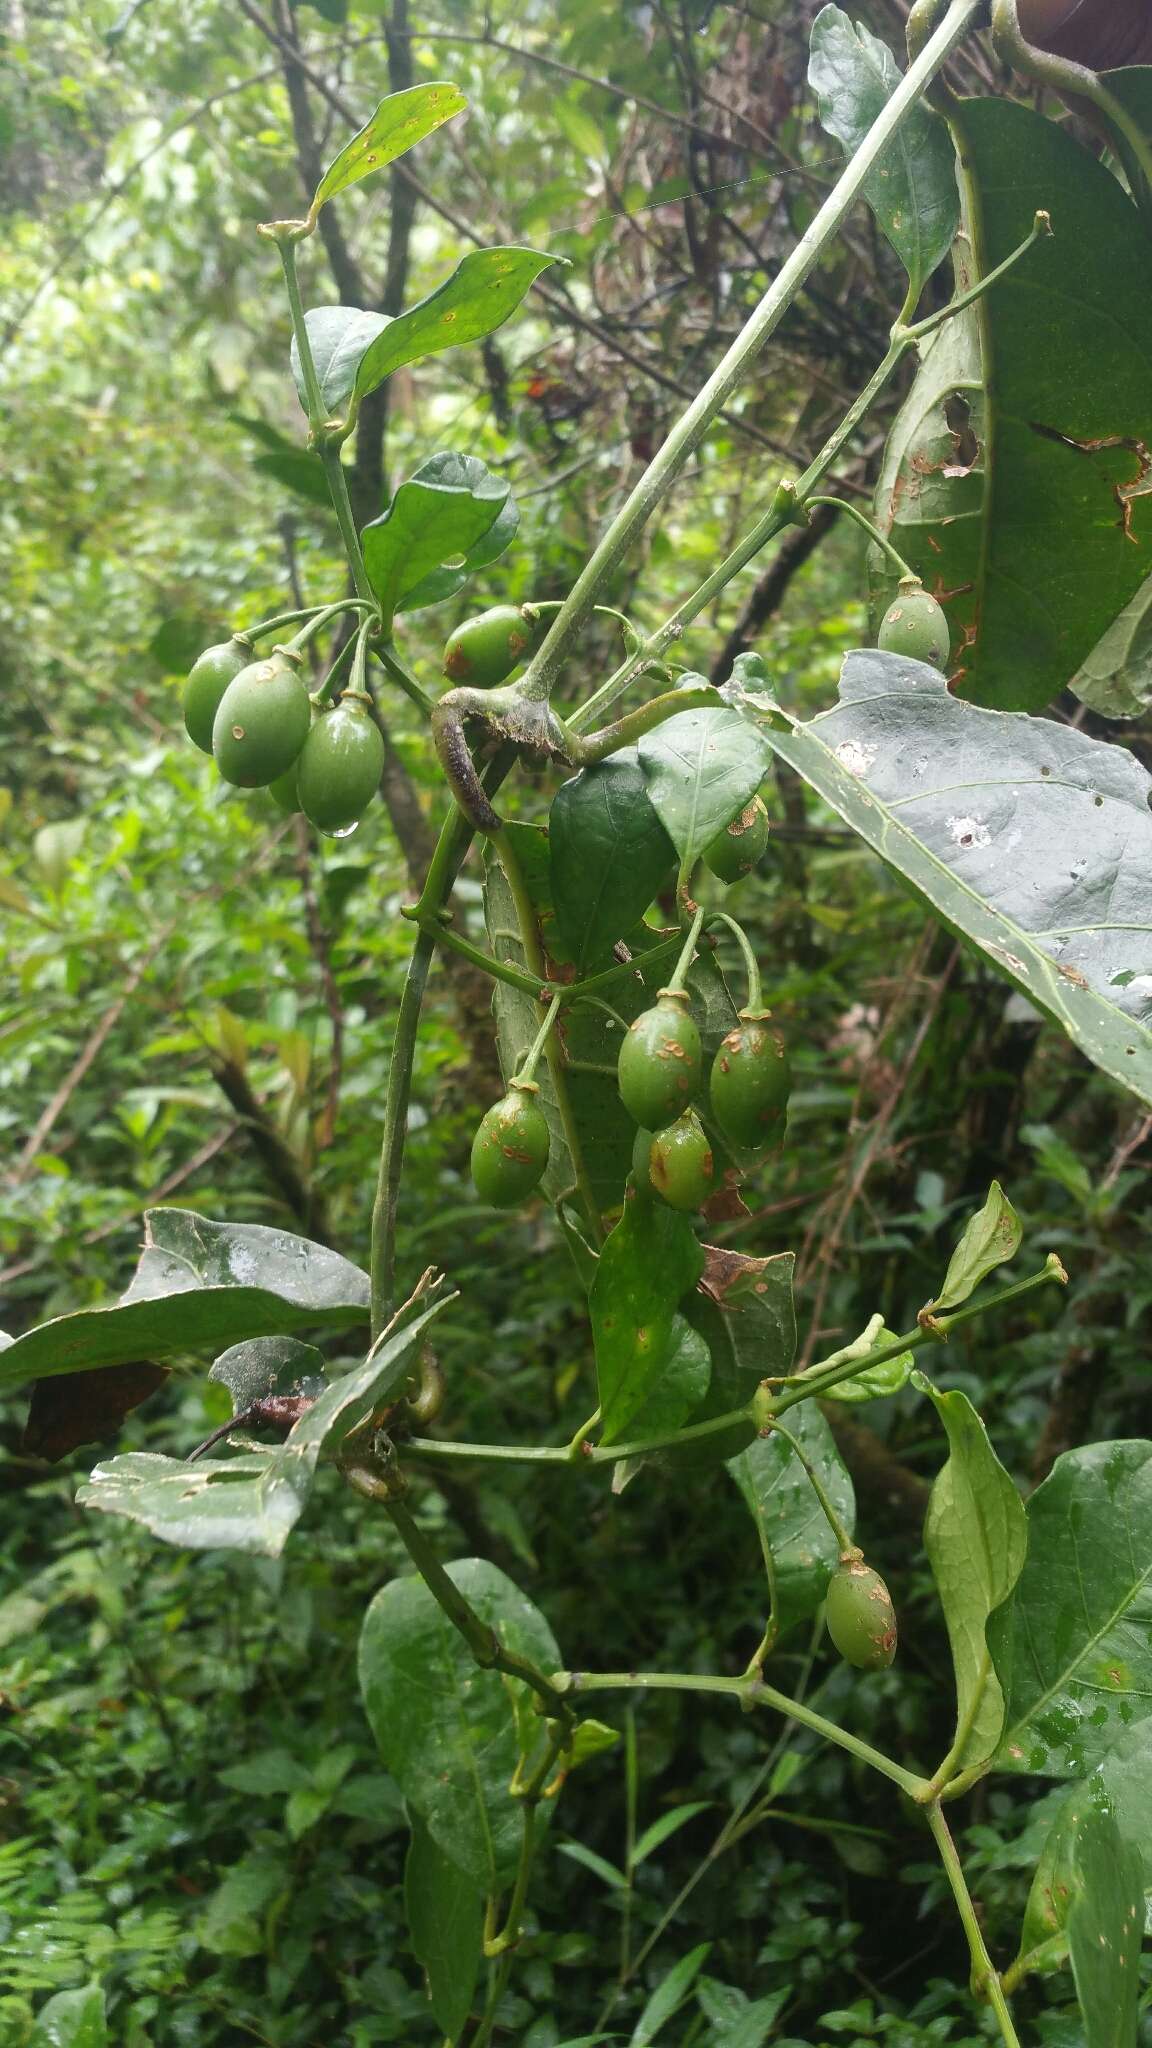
xmin=310 ymin=81 xmax=466 ymax=217
xmin=76 ymin=1287 xmax=450 ymax=1557
xmin=874 ymin=99 xmax=1152 ymax=713
xmin=920 ymin=1382 xmax=1027 ymax=1775
xmin=0 ymin=1209 xmax=371 ymax=1392
xmin=746 ymin=651 xmax=1152 ymax=1108
xmin=991 ymin=1441 xmax=1152 ymax=1777
xmin=291 ymin=305 xmax=389 ymax=416
xmin=808 ymin=5 xmax=959 ymax=303
xmin=362 ymin=453 xmax=514 ymax=627
xmin=1016 ymin=1721 xmax=1152 ymax=1985
xmin=728 ymin=1405 xmax=855 ymax=1639
xmin=636 ymin=703 xmax=771 ymax=872
xmin=353 ymin=247 xmax=558 ymax=409
xmin=29 ymin=1984 xmax=108 ymax=2048
xmin=359 ymin=1558 xmax=559 ymax=1892
xmin=549 ymin=751 xmax=675 ymax=971
xmin=1067 ymin=1798 xmax=1143 ymax=2048
xmin=668 ymin=1247 xmax=796 ymax=1467
xmin=590 ymin=1188 xmax=706 ymax=1443
xmin=1072 ymin=569 xmax=1152 ymax=721
xmin=404 ymin=1811 xmax=483 ymax=2044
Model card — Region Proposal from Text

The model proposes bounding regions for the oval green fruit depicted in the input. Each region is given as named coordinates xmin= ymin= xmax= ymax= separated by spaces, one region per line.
xmin=877 ymin=584 xmax=950 ymax=669
xmin=703 ymin=794 xmax=771 ymax=883
xmin=710 ymin=1016 xmax=791 ymax=1149
xmin=470 ymin=1085 xmax=550 ymax=1207
xmin=183 ymin=636 xmax=254 ymax=754
xmin=297 ymin=695 xmax=385 ymax=835
xmin=443 ymin=604 xmax=542 ymax=688
xmin=213 ymin=650 xmax=310 ymax=789
xmin=825 ymin=1556 xmax=897 ymax=1672
xmin=649 ymin=1109 xmax=715 ymax=1213
xmin=617 ymin=991 xmax=702 ymax=1131
xmin=269 ymin=764 xmax=302 ymax=814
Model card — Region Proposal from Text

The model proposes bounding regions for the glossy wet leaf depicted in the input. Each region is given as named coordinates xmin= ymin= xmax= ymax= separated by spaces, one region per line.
xmin=873 ymin=100 xmax=1152 ymax=712
xmin=549 ymin=750 xmax=675 ymax=971
xmin=1016 ymin=1723 xmax=1152 ymax=1985
xmin=933 ymin=1181 xmax=1021 ymax=1311
xmin=311 ymin=81 xmax=466 ymax=215
xmin=291 ymin=305 xmax=389 ymax=416
xmin=752 ymin=650 xmax=1152 ymax=1109
xmin=670 ymin=1248 xmax=796 ymax=1466
xmin=637 ymin=703 xmax=771 ymax=871
xmin=920 ymin=1382 xmax=1027 ymax=1774
xmin=1072 ymin=570 xmax=1152 ymax=721
xmin=404 ymin=1811 xmax=483 ymax=2044
xmin=208 ymin=1334 xmax=325 ymax=1414
xmin=353 ymin=247 xmax=559 ymax=408
xmin=728 ymin=1405 xmax=855 ymax=1638
xmin=0 ymin=1208 xmax=370 ymax=1392
xmin=1068 ymin=1797 xmax=1143 ymax=2048
xmin=359 ymin=1558 xmax=560 ymax=1891
xmin=991 ymin=1441 xmax=1152 ymax=1776
xmin=808 ymin=5 xmax=959 ymax=302
xmin=361 ymin=452 xmax=515 ymax=626
xmin=76 ymin=1286 xmax=450 ymax=1557
xmin=591 ymin=1190 xmax=705 ymax=1442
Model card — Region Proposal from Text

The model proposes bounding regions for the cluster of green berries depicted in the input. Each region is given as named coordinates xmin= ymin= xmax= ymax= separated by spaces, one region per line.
xmin=183 ymin=637 xmax=385 ymax=836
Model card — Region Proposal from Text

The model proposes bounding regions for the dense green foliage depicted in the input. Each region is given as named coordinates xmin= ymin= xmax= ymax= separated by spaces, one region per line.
xmin=4 ymin=3 xmax=1152 ymax=2046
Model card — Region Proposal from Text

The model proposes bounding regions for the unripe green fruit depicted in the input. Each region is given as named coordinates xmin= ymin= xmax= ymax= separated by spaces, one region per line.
xmin=877 ymin=583 xmax=950 ymax=669
xmin=649 ymin=1109 xmax=715 ymax=1213
xmin=297 ymin=694 xmax=385 ymax=835
xmin=710 ymin=1015 xmax=791 ymax=1149
xmin=470 ymin=1084 xmax=550 ymax=1207
xmin=617 ymin=991 xmax=702 ymax=1131
xmin=183 ymin=636 xmax=254 ymax=754
xmin=213 ymin=649 xmax=310 ymax=789
xmin=269 ymin=765 xmax=302 ymax=814
xmin=825 ymin=1555 xmax=898 ymax=1672
xmin=443 ymin=604 xmax=542 ymax=688
xmin=703 ymin=795 xmax=771 ymax=883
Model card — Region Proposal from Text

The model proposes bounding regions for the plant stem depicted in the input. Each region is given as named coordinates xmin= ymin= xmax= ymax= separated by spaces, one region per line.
xmin=514 ymin=993 xmax=563 ymax=1086
xmin=805 ymin=496 xmax=915 ymax=580
xmin=770 ymin=1260 xmax=1065 ymax=1416
xmin=763 ymin=1416 xmax=855 ymax=1552
xmin=404 ymin=1396 xmax=756 ymax=1468
xmin=517 ymin=0 xmax=981 ymax=710
xmin=668 ymin=905 xmax=706 ymax=991
xmin=901 ymin=205 xmax=1052 ymax=342
xmin=925 ymin=1801 xmax=1022 ymax=2048
xmin=412 ymin=914 xmax=549 ymax=998
xmin=556 ymin=1668 xmax=928 ymax=1800
xmin=320 ymin=443 xmax=374 ymax=603
xmin=373 ymin=638 xmax=435 ymax=717
xmin=709 ymin=912 xmax=763 ymax=1014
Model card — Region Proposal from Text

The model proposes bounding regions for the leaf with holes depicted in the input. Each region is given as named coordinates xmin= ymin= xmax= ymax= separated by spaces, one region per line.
xmin=808 ymin=5 xmax=959 ymax=303
xmin=873 ymin=99 xmax=1152 ymax=712
xmin=751 ymin=650 xmax=1152 ymax=1108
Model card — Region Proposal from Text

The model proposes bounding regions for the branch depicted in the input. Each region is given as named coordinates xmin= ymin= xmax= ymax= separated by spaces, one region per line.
xmin=709 ymin=499 xmax=840 ymax=680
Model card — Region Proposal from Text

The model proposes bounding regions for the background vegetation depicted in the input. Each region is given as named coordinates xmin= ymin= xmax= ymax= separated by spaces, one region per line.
xmin=2 ymin=1 xmax=1150 ymax=2042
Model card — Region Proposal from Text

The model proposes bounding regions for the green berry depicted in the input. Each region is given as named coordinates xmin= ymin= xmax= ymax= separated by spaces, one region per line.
xmin=703 ymin=795 xmax=771 ymax=883
xmin=269 ymin=764 xmax=302 ymax=814
xmin=617 ymin=990 xmax=702 ymax=1131
xmin=825 ymin=1555 xmax=897 ymax=1672
xmin=212 ymin=648 xmax=310 ymax=789
xmin=710 ymin=1015 xmax=791 ymax=1150
xmin=648 ymin=1109 xmax=715 ymax=1213
xmin=183 ymin=636 xmax=254 ymax=754
xmin=443 ymin=604 xmax=543 ymax=688
xmin=470 ymin=1084 xmax=550 ymax=1207
xmin=297 ymin=694 xmax=385 ymax=835
xmin=877 ymin=583 xmax=950 ymax=669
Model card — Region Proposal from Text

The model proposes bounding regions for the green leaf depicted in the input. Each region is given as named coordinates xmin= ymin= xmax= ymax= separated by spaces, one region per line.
xmin=557 ymin=1841 xmax=629 ymax=1890
xmin=874 ymin=99 xmax=1152 ymax=713
xmin=1072 ymin=568 xmax=1152 ymax=721
xmin=404 ymin=1811 xmax=484 ymax=2045
xmin=750 ymin=651 xmax=1152 ymax=1109
xmin=591 ymin=1190 xmax=706 ymax=1443
xmin=359 ymin=1558 xmax=560 ymax=1892
xmin=76 ymin=1286 xmax=450 ymax=1557
xmin=728 ymin=1405 xmax=855 ymax=1638
xmin=1 ymin=1208 xmax=370 ymax=1392
xmin=816 ymin=1321 xmax=914 ymax=1404
xmin=992 ymin=1441 xmax=1152 ymax=1776
xmin=1068 ymin=1796 xmax=1143 ymax=2048
xmin=1016 ymin=1722 xmax=1152 ymax=1985
xmin=353 ymin=247 xmax=559 ymax=408
xmin=808 ymin=5 xmax=959 ymax=303
xmin=291 ymin=305 xmax=389 ymax=417
xmin=562 ymin=1719 xmax=621 ymax=1773
xmin=696 ymin=1979 xmax=790 ymax=2046
xmin=229 ymin=413 xmax=332 ymax=507
xmin=549 ymin=750 xmax=675 ymax=971
xmin=617 ymin=1314 xmax=710 ymax=1448
xmin=671 ymin=1248 xmax=796 ymax=1467
xmin=920 ymin=1383 xmax=1027 ymax=1775
xmin=29 ymin=1984 xmax=107 ymax=2048
xmin=933 ymin=1182 xmax=1021 ymax=1312
xmin=636 ymin=704 xmax=770 ymax=870
xmin=208 ymin=1334 xmax=325 ymax=1413
xmin=630 ymin=1943 xmax=711 ymax=2045
xmin=198 ymin=1849 xmax=289 ymax=1957
xmin=362 ymin=451 xmax=514 ymax=626
xmin=310 ymin=81 xmax=466 ymax=216
xmin=399 ymin=487 xmax=519 ymax=614
xmin=632 ymin=1801 xmax=711 ymax=1866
